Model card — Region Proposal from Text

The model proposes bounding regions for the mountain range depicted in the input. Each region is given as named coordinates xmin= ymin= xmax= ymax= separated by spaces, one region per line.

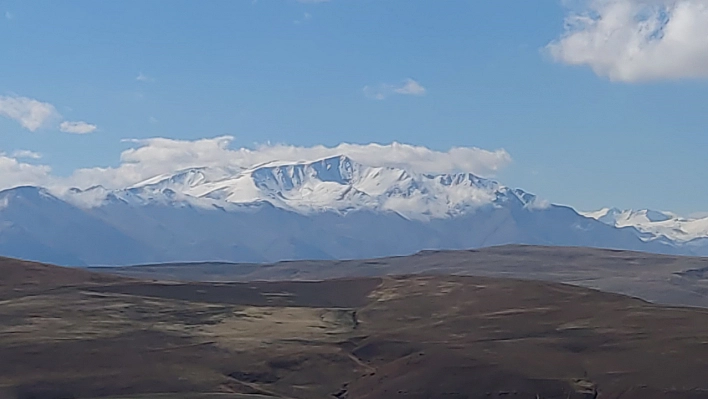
xmin=581 ymin=207 xmax=708 ymax=243
xmin=0 ymin=155 xmax=704 ymax=266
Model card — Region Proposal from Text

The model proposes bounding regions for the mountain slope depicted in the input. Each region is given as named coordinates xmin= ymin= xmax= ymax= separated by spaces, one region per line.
xmin=0 ymin=156 xmax=701 ymax=265
xmin=0 ymin=187 xmax=156 ymax=266
xmin=67 ymin=156 xmax=539 ymax=219
xmin=582 ymin=207 xmax=708 ymax=250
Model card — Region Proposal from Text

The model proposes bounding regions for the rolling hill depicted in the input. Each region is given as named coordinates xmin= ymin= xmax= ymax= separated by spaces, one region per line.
xmin=4 ymin=255 xmax=708 ymax=398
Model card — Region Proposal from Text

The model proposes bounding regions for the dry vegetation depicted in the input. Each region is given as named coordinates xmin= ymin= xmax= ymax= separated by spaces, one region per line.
xmin=3 ymin=255 xmax=708 ymax=398
xmin=97 ymin=245 xmax=708 ymax=309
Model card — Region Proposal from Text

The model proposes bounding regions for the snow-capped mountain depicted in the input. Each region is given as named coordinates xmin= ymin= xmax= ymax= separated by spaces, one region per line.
xmin=64 ymin=156 xmax=544 ymax=220
xmin=581 ymin=208 xmax=708 ymax=243
xmin=0 ymin=155 xmax=703 ymax=266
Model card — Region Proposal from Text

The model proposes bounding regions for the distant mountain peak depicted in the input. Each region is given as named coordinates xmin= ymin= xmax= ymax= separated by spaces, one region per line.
xmin=582 ymin=207 xmax=708 ymax=242
xmin=0 ymin=186 xmax=55 ymax=201
xmin=2 ymin=169 xmax=707 ymax=266
xmin=55 ymin=157 xmax=529 ymax=220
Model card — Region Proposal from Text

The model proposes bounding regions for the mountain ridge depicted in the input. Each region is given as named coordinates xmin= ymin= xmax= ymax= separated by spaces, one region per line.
xmin=0 ymin=156 xmax=704 ymax=266
xmin=582 ymin=207 xmax=708 ymax=243
xmin=61 ymin=155 xmax=540 ymax=220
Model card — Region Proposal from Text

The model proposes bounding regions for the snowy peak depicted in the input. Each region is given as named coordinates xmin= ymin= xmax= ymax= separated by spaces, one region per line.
xmin=0 ymin=186 xmax=55 ymax=200
xmin=55 ymin=155 xmax=544 ymax=219
xmin=581 ymin=208 xmax=677 ymax=227
xmin=637 ymin=209 xmax=674 ymax=223
xmin=250 ymin=155 xmax=356 ymax=192
xmin=582 ymin=207 xmax=708 ymax=242
xmin=0 ymin=186 xmax=67 ymax=211
xmin=433 ymin=173 xmax=497 ymax=190
xmin=4 ymin=162 xmax=708 ymax=266
xmin=581 ymin=207 xmax=621 ymax=223
xmin=237 ymin=155 xmax=508 ymax=218
xmin=131 ymin=167 xmax=211 ymax=190
xmin=130 ymin=166 xmax=238 ymax=191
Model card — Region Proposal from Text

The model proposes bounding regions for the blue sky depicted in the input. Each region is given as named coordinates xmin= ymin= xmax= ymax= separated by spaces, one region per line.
xmin=1 ymin=0 xmax=707 ymax=214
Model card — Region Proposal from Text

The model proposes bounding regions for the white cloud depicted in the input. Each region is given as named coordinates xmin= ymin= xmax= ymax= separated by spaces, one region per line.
xmin=0 ymin=95 xmax=99 ymax=133
xmin=0 ymin=136 xmax=511 ymax=192
xmin=59 ymin=121 xmax=97 ymax=134
xmin=548 ymin=0 xmax=708 ymax=82
xmin=59 ymin=137 xmax=511 ymax=190
xmin=363 ymin=78 xmax=427 ymax=100
xmin=525 ymin=198 xmax=551 ymax=211
xmin=136 ymin=72 xmax=154 ymax=82
xmin=0 ymin=96 xmax=59 ymax=131
xmin=394 ymin=79 xmax=427 ymax=96
xmin=0 ymin=154 xmax=52 ymax=191
xmin=11 ymin=150 xmax=42 ymax=160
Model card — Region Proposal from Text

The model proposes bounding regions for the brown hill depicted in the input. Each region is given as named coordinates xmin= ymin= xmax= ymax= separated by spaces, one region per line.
xmin=96 ymin=245 xmax=708 ymax=308
xmin=3 ymin=257 xmax=708 ymax=398
xmin=0 ymin=257 xmax=127 ymax=301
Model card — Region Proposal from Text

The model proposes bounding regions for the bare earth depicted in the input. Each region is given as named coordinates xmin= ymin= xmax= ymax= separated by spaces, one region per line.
xmin=3 ymin=252 xmax=708 ymax=398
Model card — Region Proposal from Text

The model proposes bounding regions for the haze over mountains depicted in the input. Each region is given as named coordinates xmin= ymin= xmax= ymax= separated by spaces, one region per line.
xmin=0 ymin=155 xmax=704 ymax=266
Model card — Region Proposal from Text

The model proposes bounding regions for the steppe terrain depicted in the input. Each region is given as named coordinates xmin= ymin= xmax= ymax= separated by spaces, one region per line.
xmin=4 ymin=253 xmax=708 ymax=398
xmin=98 ymin=245 xmax=708 ymax=308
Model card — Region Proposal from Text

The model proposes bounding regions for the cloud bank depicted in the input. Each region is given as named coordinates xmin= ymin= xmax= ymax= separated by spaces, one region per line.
xmin=0 ymin=153 xmax=52 ymax=190
xmin=548 ymin=0 xmax=708 ymax=82
xmin=0 ymin=137 xmax=512 ymax=192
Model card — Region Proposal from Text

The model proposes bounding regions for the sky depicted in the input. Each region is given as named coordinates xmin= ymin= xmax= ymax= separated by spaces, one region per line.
xmin=1 ymin=0 xmax=708 ymax=215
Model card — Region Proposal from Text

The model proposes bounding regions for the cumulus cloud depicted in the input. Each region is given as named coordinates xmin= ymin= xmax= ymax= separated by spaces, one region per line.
xmin=0 ymin=137 xmax=511 ymax=192
xmin=0 ymin=153 xmax=52 ymax=191
xmin=0 ymin=96 xmax=59 ymax=131
xmin=0 ymin=95 xmax=98 ymax=133
xmin=394 ymin=79 xmax=427 ymax=96
xmin=57 ymin=137 xmax=511 ymax=190
xmin=548 ymin=0 xmax=708 ymax=82
xmin=11 ymin=150 xmax=42 ymax=159
xmin=122 ymin=137 xmax=511 ymax=175
xmin=59 ymin=121 xmax=98 ymax=134
xmin=363 ymin=78 xmax=427 ymax=100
